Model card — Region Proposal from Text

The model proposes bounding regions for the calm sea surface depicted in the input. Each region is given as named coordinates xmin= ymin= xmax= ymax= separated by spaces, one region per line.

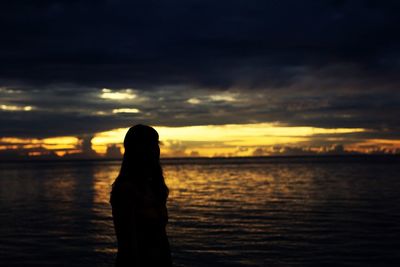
xmin=0 ymin=157 xmax=399 ymax=266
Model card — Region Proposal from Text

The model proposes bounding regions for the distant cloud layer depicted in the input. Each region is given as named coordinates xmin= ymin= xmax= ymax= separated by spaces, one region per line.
xmin=0 ymin=0 xmax=399 ymax=157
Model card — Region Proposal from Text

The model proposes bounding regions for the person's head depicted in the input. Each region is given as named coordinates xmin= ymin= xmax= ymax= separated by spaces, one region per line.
xmin=123 ymin=124 xmax=160 ymax=163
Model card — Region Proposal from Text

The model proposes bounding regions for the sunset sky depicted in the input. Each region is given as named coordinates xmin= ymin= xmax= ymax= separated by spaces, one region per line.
xmin=1 ymin=1 xmax=399 ymax=159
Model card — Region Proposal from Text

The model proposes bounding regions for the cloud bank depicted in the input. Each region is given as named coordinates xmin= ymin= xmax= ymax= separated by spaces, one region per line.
xmin=0 ymin=1 xmax=399 ymax=157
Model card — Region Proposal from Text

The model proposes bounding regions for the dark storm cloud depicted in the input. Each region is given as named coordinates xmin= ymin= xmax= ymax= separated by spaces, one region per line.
xmin=2 ymin=86 xmax=399 ymax=140
xmin=1 ymin=0 xmax=399 ymax=88
xmin=0 ymin=0 xmax=400 ymax=140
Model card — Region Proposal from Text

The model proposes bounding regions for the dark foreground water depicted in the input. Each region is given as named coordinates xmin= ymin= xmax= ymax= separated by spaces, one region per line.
xmin=1 ymin=157 xmax=400 ymax=266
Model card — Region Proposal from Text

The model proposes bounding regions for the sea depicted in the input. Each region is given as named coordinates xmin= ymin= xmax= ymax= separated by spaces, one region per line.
xmin=0 ymin=156 xmax=399 ymax=267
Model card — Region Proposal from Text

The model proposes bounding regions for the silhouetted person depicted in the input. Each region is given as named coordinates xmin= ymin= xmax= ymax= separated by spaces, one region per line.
xmin=110 ymin=125 xmax=172 ymax=267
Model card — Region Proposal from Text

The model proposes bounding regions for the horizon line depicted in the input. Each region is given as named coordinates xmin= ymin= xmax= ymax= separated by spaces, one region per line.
xmin=1 ymin=154 xmax=399 ymax=164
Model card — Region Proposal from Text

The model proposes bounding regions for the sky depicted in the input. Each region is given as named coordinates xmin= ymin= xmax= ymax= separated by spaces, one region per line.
xmin=1 ymin=0 xmax=400 ymax=159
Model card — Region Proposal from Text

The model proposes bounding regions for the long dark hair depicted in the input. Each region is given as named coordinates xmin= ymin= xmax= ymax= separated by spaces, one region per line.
xmin=112 ymin=124 xmax=169 ymax=205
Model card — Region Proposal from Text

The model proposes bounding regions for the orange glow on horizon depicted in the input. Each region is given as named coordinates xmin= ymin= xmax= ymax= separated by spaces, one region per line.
xmin=0 ymin=136 xmax=79 ymax=152
xmin=347 ymin=139 xmax=400 ymax=154
xmin=2 ymin=124 xmax=399 ymax=158
xmin=91 ymin=123 xmax=367 ymax=157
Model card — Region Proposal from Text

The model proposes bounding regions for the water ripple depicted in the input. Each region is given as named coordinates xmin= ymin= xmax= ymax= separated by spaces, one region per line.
xmin=1 ymin=159 xmax=400 ymax=266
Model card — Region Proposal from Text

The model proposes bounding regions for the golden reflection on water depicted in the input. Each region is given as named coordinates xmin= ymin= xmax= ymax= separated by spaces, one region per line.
xmin=88 ymin=160 xmax=359 ymax=266
xmin=90 ymin=162 xmax=317 ymax=226
xmin=2 ymin=160 xmax=399 ymax=267
xmin=93 ymin=164 xmax=119 ymax=206
xmin=163 ymin=163 xmax=314 ymax=207
xmin=91 ymin=164 xmax=120 ymax=257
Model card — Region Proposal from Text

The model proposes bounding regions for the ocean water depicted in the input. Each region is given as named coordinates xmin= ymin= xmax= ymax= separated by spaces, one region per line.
xmin=0 ymin=157 xmax=399 ymax=266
